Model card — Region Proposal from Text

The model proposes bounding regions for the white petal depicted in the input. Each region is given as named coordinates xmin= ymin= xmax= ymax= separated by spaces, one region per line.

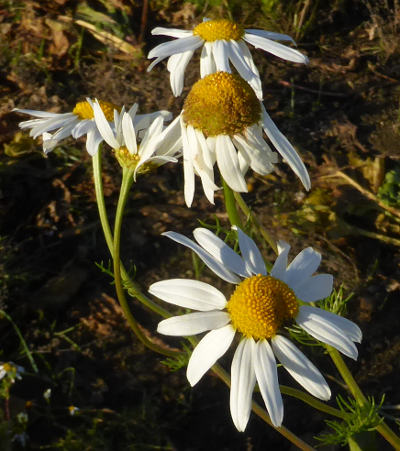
xmin=271 ymin=335 xmax=331 ymax=400
xmin=200 ymin=42 xmax=216 ymax=77
xmin=93 ymin=102 xmax=119 ymax=149
xmin=151 ymin=27 xmax=193 ymax=38
xmin=168 ymin=50 xmax=194 ymax=96
xmin=284 ymin=247 xmax=321 ymax=288
xmin=216 ymin=135 xmax=247 ymax=192
xmin=212 ymin=40 xmax=231 ymax=72
xmin=147 ymin=56 xmax=164 ymax=71
xmin=157 ymin=311 xmax=230 ymax=336
xmin=181 ymin=120 xmax=196 ymax=207
xmin=261 ymin=104 xmax=310 ymax=190
xmin=299 ymin=305 xmax=362 ymax=343
xmin=270 ymin=241 xmax=291 ymax=279
xmin=85 ymin=128 xmax=102 ymax=156
xmin=121 ymin=113 xmax=138 ymax=154
xmin=13 ymin=108 xmax=67 ymax=118
xmin=296 ymin=307 xmax=359 ymax=359
xmin=187 ymin=325 xmax=235 ymax=386
xmin=148 ymin=35 xmax=203 ymax=59
xmin=230 ymin=339 xmax=256 ymax=432
xmin=243 ymin=33 xmax=308 ymax=64
xmin=254 ymin=340 xmax=283 ymax=427
xmin=193 ymin=228 xmax=248 ymax=277
xmin=294 ymin=274 xmax=333 ymax=302
xmin=149 ymin=278 xmax=227 ymax=311
xmin=233 ymin=133 xmax=276 ymax=176
xmin=245 ymin=29 xmax=296 ymax=43
xmin=163 ymin=231 xmax=240 ymax=284
xmin=233 ymin=226 xmax=266 ymax=276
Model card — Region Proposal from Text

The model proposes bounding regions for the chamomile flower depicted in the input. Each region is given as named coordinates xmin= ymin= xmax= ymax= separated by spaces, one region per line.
xmin=92 ymin=100 xmax=182 ymax=178
xmin=149 ymin=227 xmax=362 ymax=431
xmin=0 ymin=362 xmax=24 ymax=383
xmin=14 ymin=99 xmax=119 ymax=155
xmin=179 ymin=71 xmax=310 ymax=207
xmin=148 ymin=18 xmax=308 ymax=99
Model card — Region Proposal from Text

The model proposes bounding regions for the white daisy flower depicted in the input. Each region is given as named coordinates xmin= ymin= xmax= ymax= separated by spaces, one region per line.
xmin=92 ymin=100 xmax=182 ymax=178
xmin=179 ymin=71 xmax=310 ymax=207
xmin=148 ymin=18 xmax=308 ymax=99
xmin=0 ymin=362 xmax=25 ymax=383
xmin=149 ymin=227 xmax=362 ymax=431
xmin=13 ymin=99 xmax=122 ymax=155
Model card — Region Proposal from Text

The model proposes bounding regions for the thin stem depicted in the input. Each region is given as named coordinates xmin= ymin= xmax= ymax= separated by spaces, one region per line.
xmin=92 ymin=151 xmax=171 ymax=319
xmin=327 ymin=346 xmax=400 ymax=449
xmin=222 ymin=179 xmax=243 ymax=228
xmin=233 ymin=192 xmax=278 ymax=254
xmin=112 ymin=167 xmax=178 ymax=357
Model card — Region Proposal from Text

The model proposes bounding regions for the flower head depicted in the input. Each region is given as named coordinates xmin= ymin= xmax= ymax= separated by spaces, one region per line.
xmin=149 ymin=227 xmax=362 ymax=431
xmin=180 ymin=71 xmax=310 ymax=206
xmin=14 ymin=99 xmax=119 ymax=155
xmin=0 ymin=362 xmax=24 ymax=383
xmin=93 ymin=100 xmax=181 ymax=178
xmin=148 ymin=18 xmax=308 ymax=99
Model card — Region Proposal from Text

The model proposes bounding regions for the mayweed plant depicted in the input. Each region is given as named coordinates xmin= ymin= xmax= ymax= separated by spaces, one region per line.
xmin=13 ymin=14 xmax=400 ymax=451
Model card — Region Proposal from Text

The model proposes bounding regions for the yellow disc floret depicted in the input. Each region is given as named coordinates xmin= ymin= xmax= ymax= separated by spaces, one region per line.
xmin=227 ymin=275 xmax=299 ymax=340
xmin=73 ymin=100 xmax=119 ymax=121
xmin=183 ymin=72 xmax=261 ymax=137
xmin=193 ymin=19 xmax=244 ymax=42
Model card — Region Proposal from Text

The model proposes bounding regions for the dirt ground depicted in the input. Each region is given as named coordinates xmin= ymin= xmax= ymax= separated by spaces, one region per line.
xmin=1 ymin=0 xmax=400 ymax=449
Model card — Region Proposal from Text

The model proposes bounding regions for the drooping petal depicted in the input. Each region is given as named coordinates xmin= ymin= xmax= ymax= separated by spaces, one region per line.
xmin=200 ymin=42 xmax=216 ymax=77
xmin=243 ymin=33 xmax=308 ymax=64
xmin=261 ymin=104 xmax=310 ymax=191
xmin=230 ymin=338 xmax=256 ymax=432
xmin=233 ymin=226 xmax=266 ymax=276
xmin=212 ymin=39 xmax=231 ymax=72
xmin=187 ymin=325 xmax=235 ymax=386
xmin=193 ymin=228 xmax=248 ymax=277
xmin=157 ymin=311 xmax=231 ymax=336
xmin=151 ymin=27 xmax=193 ymax=38
xmin=271 ymin=335 xmax=331 ymax=400
xmin=85 ymin=128 xmax=103 ymax=156
xmin=215 ymin=135 xmax=247 ymax=192
xmin=298 ymin=305 xmax=362 ymax=343
xmin=93 ymin=102 xmax=119 ymax=149
xmin=254 ymin=340 xmax=283 ymax=427
xmin=296 ymin=307 xmax=359 ymax=359
xmin=181 ymin=118 xmax=196 ymax=207
xmin=293 ymin=274 xmax=333 ymax=302
xmin=148 ymin=35 xmax=203 ymax=59
xmin=163 ymin=231 xmax=241 ymax=284
xmin=149 ymin=278 xmax=227 ymax=311
xmin=244 ymin=29 xmax=296 ymax=44
xmin=168 ymin=49 xmax=195 ymax=96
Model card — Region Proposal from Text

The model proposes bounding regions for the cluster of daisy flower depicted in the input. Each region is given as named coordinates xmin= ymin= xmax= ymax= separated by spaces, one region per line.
xmin=13 ymin=17 xmax=362 ymax=435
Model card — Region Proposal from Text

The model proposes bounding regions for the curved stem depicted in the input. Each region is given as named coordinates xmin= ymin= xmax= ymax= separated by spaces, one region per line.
xmin=92 ymin=151 xmax=171 ymax=319
xmin=327 ymin=346 xmax=400 ymax=449
xmin=112 ymin=167 xmax=178 ymax=357
xmin=233 ymin=192 xmax=278 ymax=254
xmin=222 ymin=179 xmax=243 ymax=228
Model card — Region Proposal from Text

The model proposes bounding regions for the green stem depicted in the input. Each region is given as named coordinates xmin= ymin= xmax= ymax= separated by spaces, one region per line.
xmin=222 ymin=179 xmax=243 ymax=228
xmin=112 ymin=167 xmax=177 ymax=357
xmin=233 ymin=192 xmax=278 ymax=254
xmin=327 ymin=346 xmax=400 ymax=449
xmin=92 ymin=151 xmax=171 ymax=319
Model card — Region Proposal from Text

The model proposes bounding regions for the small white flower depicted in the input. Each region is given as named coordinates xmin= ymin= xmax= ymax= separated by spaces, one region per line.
xmin=149 ymin=227 xmax=362 ymax=431
xmin=43 ymin=388 xmax=52 ymax=401
xmin=92 ymin=100 xmax=182 ymax=178
xmin=0 ymin=362 xmax=24 ymax=383
xmin=13 ymin=99 xmax=119 ymax=155
xmin=148 ymin=18 xmax=308 ymax=99
xmin=180 ymin=71 xmax=309 ymax=207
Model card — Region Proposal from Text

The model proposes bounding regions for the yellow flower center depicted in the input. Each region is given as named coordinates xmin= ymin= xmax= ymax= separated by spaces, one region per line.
xmin=183 ymin=72 xmax=260 ymax=137
xmin=193 ymin=19 xmax=244 ymax=42
xmin=2 ymin=363 xmax=12 ymax=373
xmin=114 ymin=146 xmax=157 ymax=174
xmin=227 ymin=275 xmax=299 ymax=340
xmin=73 ymin=100 xmax=119 ymax=121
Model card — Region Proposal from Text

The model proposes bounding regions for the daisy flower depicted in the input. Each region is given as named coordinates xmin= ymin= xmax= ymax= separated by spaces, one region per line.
xmin=179 ymin=71 xmax=310 ymax=207
xmin=149 ymin=227 xmax=362 ymax=431
xmin=13 ymin=99 xmax=121 ymax=155
xmin=92 ymin=100 xmax=182 ymax=178
xmin=0 ymin=362 xmax=25 ymax=383
xmin=148 ymin=18 xmax=308 ymax=99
